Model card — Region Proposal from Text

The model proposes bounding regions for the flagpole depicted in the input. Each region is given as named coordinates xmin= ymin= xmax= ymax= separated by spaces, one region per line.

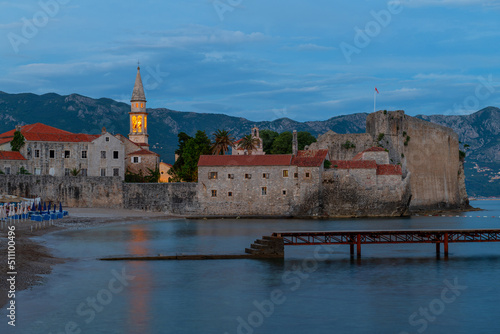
xmin=374 ymin=89 xmax=376 ymax=113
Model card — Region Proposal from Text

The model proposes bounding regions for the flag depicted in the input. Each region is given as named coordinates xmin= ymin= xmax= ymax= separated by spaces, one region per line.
xmin=375 ymin=87 xmax=379 ymax=94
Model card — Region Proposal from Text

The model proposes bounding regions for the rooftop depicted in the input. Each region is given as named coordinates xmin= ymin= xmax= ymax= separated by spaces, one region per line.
xmin=0 ymin=123 xmax=100 ymax=143
xmin=0 ymin=151 xmax=26 ymax=161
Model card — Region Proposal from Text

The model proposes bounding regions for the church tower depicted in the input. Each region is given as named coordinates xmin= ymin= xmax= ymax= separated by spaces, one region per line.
xmin=129 ymin=66 xmax=149 ymax=148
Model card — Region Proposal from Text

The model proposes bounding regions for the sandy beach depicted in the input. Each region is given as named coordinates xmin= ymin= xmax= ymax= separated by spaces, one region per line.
xmin=0 ymin=208 xmax=176 ymax=308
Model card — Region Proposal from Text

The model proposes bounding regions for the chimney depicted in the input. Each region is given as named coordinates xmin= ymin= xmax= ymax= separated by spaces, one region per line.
xmin=292 ymin=130 xmax=298 ymax=156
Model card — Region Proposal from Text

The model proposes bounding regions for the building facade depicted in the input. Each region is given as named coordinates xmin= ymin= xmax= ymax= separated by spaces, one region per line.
xmin=232 ymin=126 xmax=265 ymax=155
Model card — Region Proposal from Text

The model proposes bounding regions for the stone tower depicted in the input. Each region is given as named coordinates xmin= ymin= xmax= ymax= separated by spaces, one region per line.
xmin=129 ymin=66 xmax=149 ymax=148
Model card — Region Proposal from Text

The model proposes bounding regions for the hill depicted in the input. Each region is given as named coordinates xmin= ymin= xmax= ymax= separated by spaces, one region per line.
xmin=0 ymin=91 xmax=498 ymax=196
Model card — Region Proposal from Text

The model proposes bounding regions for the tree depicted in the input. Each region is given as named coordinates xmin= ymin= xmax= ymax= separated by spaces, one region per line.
xmin=238 ymin=134 xmax=259 ymax=153
xmin=270 ymin=131 xmax=317 ymax=154
xmin=10 ymin=131 xmax=25 ymax=152
xmin=145 ymin=165 xmax=161 ymax=183
xmin=260 ymin=130 xmax=279 ymax=154
xmin=172 ymin=130 xmax=211 ymax=182
xmin=70 ymin=168 xmax=81 ymax=176
xmin=211 ymin=129 xmax=234 ymax=155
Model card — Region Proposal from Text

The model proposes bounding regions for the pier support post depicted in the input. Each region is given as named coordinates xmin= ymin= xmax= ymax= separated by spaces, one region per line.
xmin=350 ymin=243 xmax=354 ymax=256
xmin=357 ymin=234 xmax=361 ymax=257
xmin=444 ymin=233 xmax=449 ymax=257
xmin=436 ymin=242 xmax=440 ymax=255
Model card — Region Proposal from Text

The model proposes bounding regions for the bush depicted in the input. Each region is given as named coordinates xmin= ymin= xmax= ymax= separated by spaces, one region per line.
xmin=341 ymin=140 xmax=356 ymax=149
xmin=377 ymin=133 xmax=385 ymax=142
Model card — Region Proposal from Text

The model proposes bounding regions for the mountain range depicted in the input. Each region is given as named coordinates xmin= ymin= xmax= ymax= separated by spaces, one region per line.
xmin=0 ymin=91 xmax=498 ymax=197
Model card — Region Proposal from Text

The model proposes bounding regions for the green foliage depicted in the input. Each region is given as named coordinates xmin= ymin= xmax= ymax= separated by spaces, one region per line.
xmin=270 ymin=131 xmax=317 ymax=154
xmin=341 ymin=140 xmax=356 ymax=149
xmin=125 ymin=169 xmax=145 ymax=183
xmin=402 ymin=131 xmax=407 ymax=137
xmin=0 ymin=169 xmax=4 ymax=174
xmin=171 ymin=130 xmax=211 ymax=182
xmin=377 ymin=133 xmax=385 ymax=142
xmin=464 ymin=144 xmax=470 ymax=149
xmin=383 ymin=110 xmax=387 ymax=114
xmin=260 ymin=130 xmax=279 ymax=154
xmin=404 ymin=135 xmax=411 ymax=146
xmin=17 ymin=166 xmax=30 ymax=175
xmin=324 ymin=160 xmax=332 ymax=169
xmin=459 ymin=150 xmax=466 ymax=160
xmin=401 ymin=153 xmax=405 ymax=158
xmin=10 ymin=131 xmax=25 ymax=152
xmin=238 ymin=134 xmax=259 ymax=152
xmin=211 ymin=129 xmax=235 ymax=155
xmin=145 ymin=166 xmax=160 ymax=183
xmin=70 ymin=168 xmax=81 ymax=176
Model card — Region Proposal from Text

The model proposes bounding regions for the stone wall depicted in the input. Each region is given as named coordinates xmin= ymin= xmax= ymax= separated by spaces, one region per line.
xmin=309 ymin=131 xmax=374 ymax=161
xmin=366 ymin=110 xmax=468 ymax=211
xmin=0 ymin=175 xmax=199 ymax=215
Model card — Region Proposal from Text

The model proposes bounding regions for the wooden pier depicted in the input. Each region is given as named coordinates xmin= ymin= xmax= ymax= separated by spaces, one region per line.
xmin=265 ymin=229 xmax=500 ymax=257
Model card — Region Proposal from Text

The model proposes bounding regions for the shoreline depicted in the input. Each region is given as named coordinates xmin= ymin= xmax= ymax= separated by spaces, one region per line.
xmin=0 ymin=208 xmax=177 ymax=309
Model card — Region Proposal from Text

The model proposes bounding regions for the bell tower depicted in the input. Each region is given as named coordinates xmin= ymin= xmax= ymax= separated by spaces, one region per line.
xmin=129 ymin=66 xmax=149 ymax=148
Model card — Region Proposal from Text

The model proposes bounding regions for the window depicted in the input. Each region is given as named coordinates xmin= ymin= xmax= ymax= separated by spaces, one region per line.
xmin=64 ymin=150 xmax=70 ymax=158
xmin=81 ymin=151 xmax=87 ymax=159
xmin=81 ymin=169 xmax=88 ymax=176
xmin=282 ymin=170 xmax=289 ymax=177
xmin=294 ymin=173 xmax=298 ymax=178
xmin=101 ymin=151 xmax=106 ymax=159
xmin=245 ymin=174 xmax=252 ymax=179
xmin=261 ymin=187 xmax=267 ymax=195
xmin=141 ymin=103 xmax=144 ymax=108
xmin=113 ymin=151 xmax=119 ymax=159
xmin=106 ymin=137 xmax=110 ymax=142
xmin=228 ymin=174 xmax=234 ymax=179
xmin=211 ymin=190 xmax=217 ymax=197
xmin=209 ymin=172 xmax=218 ymax=179
xmin=305 ymin=172 xmax=311 ymax=178
xmin=34 ymin=149 xmax=40 ymax=158
xmin=262 ymin=173 xmax=269 ymax=179
xmin=5 ymin=167 xmax=11 ymax=175
xmin=132 ymin=156 xmax=140 ymax=163
xmin=49 ymin=150 xmax=55 ymax=159
xmin=64 ymin=168 xmax=70 ymax=176
xmin=113 ymin=168 xmax=120 ymax=176
xmin=228 ymin=192 xmax=233 ymax=197
xmin=34 ymin=168 xmax=41 ymax=175
xmin=282 ymin=190 xmax=287 ymax=195
xmin=100 ymin=168 xmax=106 ymax=176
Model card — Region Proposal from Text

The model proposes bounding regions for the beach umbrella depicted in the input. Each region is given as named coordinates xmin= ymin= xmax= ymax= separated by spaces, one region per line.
xmin=31 ymin=202 xmax=36 ymax=211
xmin=24 ymin=202 xmax=29 ymax=215
xmin=53 ymin=204 xmax=56 ymax=213
xmin=43 ymin=202 xmax=47 ymax=211
xmin=59 ymin=202 xmax=62 ymax=213
xmin=38 ymin=202 xmax=42 ymax=213
xmin=0 ymin=206 xmax=5 ymax=220
xmin=48 ymin=202 xmax=51 ymax=212
xmin=9 ymin=204 xmax=15 ymax=217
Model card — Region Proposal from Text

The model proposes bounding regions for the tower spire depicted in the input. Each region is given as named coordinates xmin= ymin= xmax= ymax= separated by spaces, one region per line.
xmin=131 ymin=66 xmax=146 ymax=102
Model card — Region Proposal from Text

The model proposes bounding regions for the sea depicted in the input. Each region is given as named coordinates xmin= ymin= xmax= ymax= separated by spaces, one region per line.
xmin=2 ymin=200 xmax=500 ymax=334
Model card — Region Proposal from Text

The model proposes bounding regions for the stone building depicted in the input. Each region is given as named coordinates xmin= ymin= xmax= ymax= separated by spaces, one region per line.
xmin=0 ymin=123 xmax=125 ymax=178
xmin=0 ymin=66 xmax=160 ymax=179
xmin=309 ymin=110 xmax=469 ymax=211
xmin=159 ymin=162 xmax=173 ymax=183
xmin=197 ymin=150 xmax=329 ymax=216
xmin=232 ymin=126 xmax=265 ymax=155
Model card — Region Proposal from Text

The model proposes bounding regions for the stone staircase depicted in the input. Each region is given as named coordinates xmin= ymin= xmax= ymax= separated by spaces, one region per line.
xmin=245 ymin=235 xmax=284 ymax=257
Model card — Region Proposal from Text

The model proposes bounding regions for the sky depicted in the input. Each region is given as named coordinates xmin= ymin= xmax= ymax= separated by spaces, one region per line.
xmin=1 ymin=0 xmax=500 ymax=122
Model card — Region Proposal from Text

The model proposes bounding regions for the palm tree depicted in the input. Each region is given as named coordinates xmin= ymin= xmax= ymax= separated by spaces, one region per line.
xmin=238 ymin=134 xmax=259 ymax=153
xmin=211 ymin=129 xmax=235 ymax=155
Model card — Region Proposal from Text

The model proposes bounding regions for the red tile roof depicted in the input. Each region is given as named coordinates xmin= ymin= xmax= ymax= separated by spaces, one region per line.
xmin=376 ymin=164 xmax=402 ymax=175
xmin=0 ymin=151 xmax=26 ymax=161
xmin=292 ymin=150 xmax=328 ymax=167
xmin=0 ymin=123 xmax=100 ymax=143
xmin=330 ymin=160 xmax=377 ymax=169
xmin=353 ymin=147 xmax=387 ymax=161
xmin=198 ymin=154 xmax=293 ymax=166
xmin=128 ymin=149 xmax=159 ymax=156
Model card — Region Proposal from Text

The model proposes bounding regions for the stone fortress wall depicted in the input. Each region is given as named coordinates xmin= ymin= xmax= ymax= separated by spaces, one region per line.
xmin=309 ymin=110 xmax=469 ymax=212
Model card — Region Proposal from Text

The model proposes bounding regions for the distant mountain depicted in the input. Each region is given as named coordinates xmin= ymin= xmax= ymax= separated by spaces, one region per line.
xmin=0 ymin=92 xmax=498 ymax=196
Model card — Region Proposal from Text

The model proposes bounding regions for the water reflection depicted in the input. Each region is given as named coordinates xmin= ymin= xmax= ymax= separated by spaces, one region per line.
xmin=127 ymin=227 xmax=151 ymax=334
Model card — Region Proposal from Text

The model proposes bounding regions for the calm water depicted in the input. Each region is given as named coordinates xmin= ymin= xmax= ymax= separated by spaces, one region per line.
xmin=3 ymin=200 xmax=500 ymax=334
